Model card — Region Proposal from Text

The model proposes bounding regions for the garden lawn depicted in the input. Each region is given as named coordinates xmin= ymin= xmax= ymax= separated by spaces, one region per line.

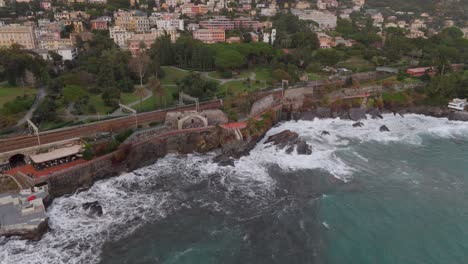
xmin=120 ymin=92 xmax=140 ymax=105
xmin=308 ymin=73 xmax=326 ymax=81
xmin=161 ymin=66 xmax=190 ymax=85
xmin=134 ymin=86 xmax=177 ymax=112
xmin=86 ymin=94 xmax=114 ymax=114
xmin=0 ymin=87 xmax=37 ymax=107
xmin=219 ymin=80 xmax=265 ymax=97
xmin=254 ymin=67 xmax=273 ymax=82
xmin=337 ymin=56 xmax=375 ymax=72
xmin=207 ymin=70 xmax=251 ymax=80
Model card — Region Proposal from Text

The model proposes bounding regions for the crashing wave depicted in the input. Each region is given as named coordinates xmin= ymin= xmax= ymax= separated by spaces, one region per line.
xmin=1 ymin=114 xmax=467 ymax=264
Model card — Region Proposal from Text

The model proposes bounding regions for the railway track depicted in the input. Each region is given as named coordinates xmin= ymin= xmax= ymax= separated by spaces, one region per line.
xmin=0 ymin=100 xmax=223 ymax=153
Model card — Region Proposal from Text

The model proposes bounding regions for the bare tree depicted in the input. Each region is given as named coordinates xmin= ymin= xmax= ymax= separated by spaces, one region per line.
xmin=129 ymin=53 xmax=150 ymax=87
xmin=135 ymin=86 xmax=147 ymax=107
xmin=147 ymin=76 xmax=166 ymax=107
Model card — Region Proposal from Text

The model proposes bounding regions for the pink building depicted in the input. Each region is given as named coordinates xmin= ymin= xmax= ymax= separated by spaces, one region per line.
xmin=193 ymin=29 xmax=225 ymax=44
xmin=200 ymin=17 xmax=235 ymax=30
xmin=234 ymin=17 xmax=261 ymax=30
xmin=90 ymin=20 xmax=108 ymax=30
xmin=406 ymin=67 xmax=436 ymax=77
xmin=40 ymin=1 xmax=52 ymax=10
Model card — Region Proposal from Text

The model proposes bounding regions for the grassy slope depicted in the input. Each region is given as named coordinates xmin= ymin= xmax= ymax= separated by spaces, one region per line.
xmin=160 ymin=66 xmax=190 ymax=85
xmin=0 ymin=86 xmax=37 ymax=107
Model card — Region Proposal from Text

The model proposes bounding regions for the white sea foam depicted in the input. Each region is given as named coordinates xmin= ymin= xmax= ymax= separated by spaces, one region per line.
xmin=1 ymin=114 xmax=467 ymax=264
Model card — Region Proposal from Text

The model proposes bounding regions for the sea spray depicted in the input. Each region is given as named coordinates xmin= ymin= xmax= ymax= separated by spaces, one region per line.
xmin=1 ymin=114 xmax=467 ymax=264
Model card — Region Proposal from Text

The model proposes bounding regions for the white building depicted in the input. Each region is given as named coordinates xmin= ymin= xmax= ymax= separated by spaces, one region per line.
xmin=155 ymin=19 xmax=184 ymax=31
xmin=109 ymin=26 xmax=134 ymax=48
xmin=263 ymin=29 xmax=276 ymax=44
xmin=260 ymin=7 xmax=277 ymax=17
xmin=56 ymin=47 xmax=77 ymax=61
xmin=292 ymin=9 xmax=337 ymax=30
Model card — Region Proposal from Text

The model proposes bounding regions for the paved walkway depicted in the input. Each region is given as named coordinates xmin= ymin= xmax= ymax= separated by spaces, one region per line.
xmin=202 ymin=71 xmax=256 ymax=85
xmin=16 ymin=87 xmax=47 ymax=127
xmin=112 ymin=88 xmax=153 ymax=116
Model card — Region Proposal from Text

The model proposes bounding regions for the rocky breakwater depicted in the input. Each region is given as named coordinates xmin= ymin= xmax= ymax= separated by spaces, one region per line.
xmin=448 ymin=111 xmax=468 ymax=121
xmin=126 ymin=128 xmax=223 ymax=171
xmin=265 ymin=130 xmax=312 ymax=155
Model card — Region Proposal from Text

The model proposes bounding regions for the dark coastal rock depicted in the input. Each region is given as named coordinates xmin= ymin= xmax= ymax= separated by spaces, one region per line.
xmin=321 ymin=130 xmax=330 ymax=136
xmin=332 ymin=111 xmax=349 ymax=120
xmin=82 ymin=201 xmax=103 ymax=217
xmin=218 ymin=158 xmax=235 ymax=167
xmin=296 ymin=141 xmax=312 ymax=155
xmin=265 ymin=130 xmax=312 ymax=155
xmin=379 ymin=125 xmax=390 ymax=132
xmin=316 ymin=107 xmax=332 ymax=118
xmin=395 ymin=106 xmax=449 ymax=118
xmin=448 ymin=111 xmax=468 ymax=121
xmin=367 ymin=108 xmax=383 ymax=119
xmin=265 ymin=130 xmax=299 ymax=148
xmin=349 ymin=108 xmax=367 ymax=121
xmin=300 ymin=111 xmax=317 ymax=121
xmin=352 ymin=122 xmax=364 ymax=127
xmin=213 ymin=139 xmax=260 ymax=165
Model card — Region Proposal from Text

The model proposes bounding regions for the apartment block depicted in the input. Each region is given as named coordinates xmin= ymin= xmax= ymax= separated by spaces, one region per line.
xmin=0 ymin=24 xmax=37 ymax=49
xmin=193 ymin=28 xmax=225 ymax=43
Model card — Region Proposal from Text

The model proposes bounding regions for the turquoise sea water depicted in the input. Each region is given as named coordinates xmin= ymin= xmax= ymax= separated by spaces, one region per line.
xmin=322 ymin=137 xmax=468 ymax=264
xmin=1 ymin=114 xmax=468 ymax=264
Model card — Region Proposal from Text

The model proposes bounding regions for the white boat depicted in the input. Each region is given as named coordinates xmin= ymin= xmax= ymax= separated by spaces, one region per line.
xmin=448 ymin=98 xmax=467 ymax=111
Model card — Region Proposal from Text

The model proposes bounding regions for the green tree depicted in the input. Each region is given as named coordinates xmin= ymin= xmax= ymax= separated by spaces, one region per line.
xmin=177 ymin=72 xmax=218 ymax=100
xmin=214 ymin=48 xmax=245 ymax=70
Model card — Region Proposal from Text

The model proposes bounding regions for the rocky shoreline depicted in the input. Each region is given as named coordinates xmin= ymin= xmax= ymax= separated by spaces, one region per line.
xmin=0 ymin=219 xmax=49 ymax=241
xmin=298 ymin=105 xmax=468 ymax=122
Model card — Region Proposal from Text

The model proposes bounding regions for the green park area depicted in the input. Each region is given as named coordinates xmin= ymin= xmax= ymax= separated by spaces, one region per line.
xmin=134 ymin=85 xmax=177 ymax=112
xmin=0 ymin=86 xmax=37 ymax=108
xmin=0 ymin=86 xmax=37 ymax=129
xmin=337 ymin=56 xmax=375 ymax=73
xmin=160 ymin=66 xmax=190 ymax=85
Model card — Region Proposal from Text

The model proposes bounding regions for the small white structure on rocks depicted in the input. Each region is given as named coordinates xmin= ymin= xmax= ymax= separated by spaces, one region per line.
xmin=165 ymin=109 xmax=228 ymax=130
xmin=0 ymin=184 xmax=49 ymax=238
xmin=448 ymin=98 xmax=467 ymax=111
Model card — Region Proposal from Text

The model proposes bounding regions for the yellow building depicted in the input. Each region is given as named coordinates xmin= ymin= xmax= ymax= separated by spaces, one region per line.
xmin=0 ymin=24 xmax=37 ymax=49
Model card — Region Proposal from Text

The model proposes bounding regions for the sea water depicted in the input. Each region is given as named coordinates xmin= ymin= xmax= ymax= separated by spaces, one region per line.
xmin=1 ymin=114 xmax=467 ymax=264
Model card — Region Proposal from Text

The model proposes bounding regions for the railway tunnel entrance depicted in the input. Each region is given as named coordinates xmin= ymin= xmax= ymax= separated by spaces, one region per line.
xmin=9 ymin=154 xmax=26 ymax=168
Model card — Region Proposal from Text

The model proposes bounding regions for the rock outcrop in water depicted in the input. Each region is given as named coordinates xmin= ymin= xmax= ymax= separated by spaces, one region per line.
xmin=82 ymin=201 xmax=103 ymax=217
xmin=448 ymin=111 xmax=468 ymax=121
xmin=265 ymin=130 xmax=312 ymax=155
xmin=379 ymin=125 xmax=390 ymax=132
xmin=349 ymin=108 xmax=367 ymax=121
xmin=367 ymin=108 xmax=383 ymax=119
xmin=352 ymin=122 xmax=364 ymax=127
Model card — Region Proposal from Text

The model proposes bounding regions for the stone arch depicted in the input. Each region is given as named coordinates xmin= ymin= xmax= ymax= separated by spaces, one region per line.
xmin=178 ymin=113 xmax=208 ymax=130
xmin=9 ymin=154 xmax=26 ymax=168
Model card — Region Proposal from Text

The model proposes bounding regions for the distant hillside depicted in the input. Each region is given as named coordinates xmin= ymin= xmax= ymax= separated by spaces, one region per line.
xmin=365 ymin=0 xmax=437 ymax=13
xmin=365 ymin=0 xmax=467 ymax=22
